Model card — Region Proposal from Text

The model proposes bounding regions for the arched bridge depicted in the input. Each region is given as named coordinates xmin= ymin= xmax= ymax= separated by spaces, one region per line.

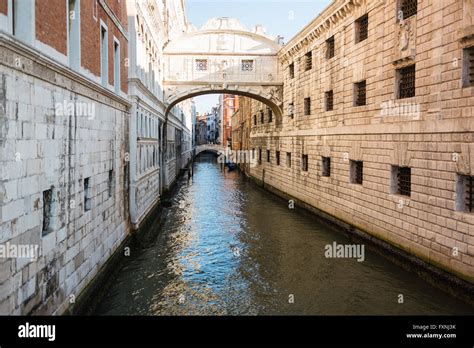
xmin=195 ymin=144 xmax=225 ymax=156
xmin=163 ymin=17 xmax=284 ymax=119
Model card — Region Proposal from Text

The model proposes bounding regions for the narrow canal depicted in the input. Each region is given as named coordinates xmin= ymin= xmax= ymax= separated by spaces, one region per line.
xmin=93 ymin=153 xmax=474 ymax=315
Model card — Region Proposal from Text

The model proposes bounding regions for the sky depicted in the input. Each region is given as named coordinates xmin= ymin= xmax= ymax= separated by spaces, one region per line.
xmin=186 ymin=0 xmax=332 ymax=114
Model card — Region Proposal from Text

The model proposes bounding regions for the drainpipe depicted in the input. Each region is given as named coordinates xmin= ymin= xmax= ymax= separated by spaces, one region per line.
xmin=129 ymin=101 xmax=139 ymax=230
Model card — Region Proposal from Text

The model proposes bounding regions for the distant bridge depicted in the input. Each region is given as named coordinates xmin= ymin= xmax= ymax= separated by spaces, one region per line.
xmin=195 ymin=144 xmax=225 ymax=156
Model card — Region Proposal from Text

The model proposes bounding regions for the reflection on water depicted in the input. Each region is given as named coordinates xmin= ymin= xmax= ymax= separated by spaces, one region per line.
xmin=94 ymin=153 xmax=474 ymax=315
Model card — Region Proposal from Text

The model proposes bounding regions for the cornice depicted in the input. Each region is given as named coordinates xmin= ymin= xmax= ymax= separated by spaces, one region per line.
xmin=279 ymin=0 xmax=363 ymax=63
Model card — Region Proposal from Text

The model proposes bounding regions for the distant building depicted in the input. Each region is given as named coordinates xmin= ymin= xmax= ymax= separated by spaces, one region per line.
xmin=220 ymin=94 xmax=238 ymax=148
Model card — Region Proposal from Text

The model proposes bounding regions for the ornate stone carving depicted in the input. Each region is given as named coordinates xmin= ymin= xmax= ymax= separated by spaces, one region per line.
xmin=394 ymin=18 xmax=416 ymax=63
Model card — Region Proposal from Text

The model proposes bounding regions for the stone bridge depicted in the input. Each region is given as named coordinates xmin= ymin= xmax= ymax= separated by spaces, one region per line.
xmin=195 ymin=144 xmax=225 ymax=156
xmin=163 ymin=17 xmax=284 ymax=119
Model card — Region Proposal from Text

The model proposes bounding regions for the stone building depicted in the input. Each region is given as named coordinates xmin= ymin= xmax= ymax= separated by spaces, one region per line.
xmin=0 ymin=0 xmax=130 ymax=314
xmin=239 ymin=0 xmax=474 ymax=283
xmin=0 ymin=0 xmax=192 ymax=314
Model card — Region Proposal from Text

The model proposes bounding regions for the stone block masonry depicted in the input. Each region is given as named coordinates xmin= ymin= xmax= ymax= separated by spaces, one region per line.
xmin=240 ymin=0 xmax=474 ymax=284
xmin=0 ymin=34 xmax=130 ymax=315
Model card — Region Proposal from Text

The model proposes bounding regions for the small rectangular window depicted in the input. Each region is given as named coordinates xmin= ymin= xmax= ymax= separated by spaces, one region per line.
xmin=114 ymin=40 xmax=120 ymax=93
xmin=258 ymin=148 xmax=262 ymax=165
xmin=304 ymin=97 xmax=311 ymax=116
xmin=267 ymin=150 xmax=271 ymax=163
xmin=260 ymin=111 xmax=264 ymax=124
xmin=305 ymin=51 xmax=312 ymax=71
xmin=301 ymin=154 xmax=309 ymax=172
xmin=400 ymin=0 xmax=417 ymax=19
xmin=276 ymin=151 xmax=280 ymax=165
xmin=84 ymin=177 xmax=92 ymax=211
xmin=355 ymin=14 xmax=368 ymax=43
xmin=288 ymin=103 xmax=294 ymax=118
xmin=325 ymin=90 xmax=334 ymax=111
xmin=350 ymin=160 xmax=363 ymax=185
xmin=42 ymin=188 xmax=53 ymax=236
xmin=392 ymin=166 xmax=411 ymax=196
xmin=195 ymin=59 xmax=208 ymax=71
xmin=397 ymin=64 xmax=416 ymax=99
xmin=287 ymin=152 xmax=292 ymax=168
xmin=289 ymin=63 xmax=295 ymax=79
xmin=100 ymin=25 xmax=108 ymax=87
xmin=354 ymin=80 xmax=367 ymax=106
xmin=326 ymin=36 xmax=335 ymax=59
xmin=456 ymin=174 xmax=474 ymax=213
xmin=462 ymin=46 xmax=474 ymax=88
xmin=268 ymin=108 xmax=273 ymax=123
xmin=241 ymin=59 xmax=254 ymax=72
xmin=322 ymin=157 xmax=331 ymax=177
xmin=108 ymin=169 xmax=114 ymax=198
xmin=253 ymin=115 xmax=257 ymax=126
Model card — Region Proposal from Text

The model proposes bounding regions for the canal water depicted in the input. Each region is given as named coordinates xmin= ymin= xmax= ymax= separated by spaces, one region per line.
xmin=94 ymin=153 xmax=474 ymax=315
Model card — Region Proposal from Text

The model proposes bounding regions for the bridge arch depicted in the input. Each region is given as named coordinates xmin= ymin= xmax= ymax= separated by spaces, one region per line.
xmin=163 ymin=17 xmax=284 ymax=118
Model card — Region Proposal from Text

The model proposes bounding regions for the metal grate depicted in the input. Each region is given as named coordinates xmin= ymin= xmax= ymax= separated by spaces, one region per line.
xmin=401 ymin=0 xmax=417 ymax=19
xmin=356 ymin=14 xmax=368 ymax=43
xmin=195 ymin=59 xmax=208 ymax=71
xmin=466 ymin=176 xmax=474 ymax=213
xmin=352 ymin=161 xmax=363 ymax=184
xmin=325 ymin=90 xmax=334 ymax=111
xmin=241 ymin=59 xmax=254 ymax=72
xmin=288 ymin=103 xmax=294 ymax=118
xmin=42 ymin=189 xmax=53 ymax=235
xmin=305 ymin=51 xmax=312 ymax=71
xmin=468 ymin=47 xmax=474 ymax=86
xmin=302 ymin=154 xmax=309 ymax=172
xmin=322 ymin=157 xmax=331 ymax=177
xmin=304 ymin=97 xmax=311 ymax=115
xmin=326 ymin=36 xmax=335 ymax=59
xmin=398 ymin=64 xmax=416 ymax=99
xmin=289 ymin=63 xmax=295 ymax=79
xmin=397 ymin=167 xmax=411 ymax=196
xmin=355 ymin=81 xmax=366 ymax=106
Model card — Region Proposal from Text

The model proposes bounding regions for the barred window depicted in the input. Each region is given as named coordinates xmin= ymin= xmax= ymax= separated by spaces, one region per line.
xmin=84 ymin=177 xmax=92 ymax=211
xmin=304 ymin=97 xmax=311 ymax=115
xmin=463 ymin=47 xmax=474 ymax=88
xmin=287 ymin=152 xmax=292 ymax=168
xmin=322 ymin=157 xmax=331 ymax=177
xmin=260 ymin=110 xmax=264 ymax=123
xmin=456 ymin=175 xmax=474 ymax=213
xmin=289 ymin=63 xmax=295 ymax=79
xmin=253 ymin=115 xmax=257 ymax=126
xmin=195 ymin=59 xmax=208 ymax=71
xmin=241 ymin=59 xmax=254 ymax=72
xmin=354 ymin=80 xmax=366 ymax=106
xmin=258 ymin=148 xmax=262 ymax=165
xmin=301 ymin=154 xmax=309 ymax=172
xmin=392 ymin=166 xmax=411 ymax=196
xmin=397 ymin=64 xmax=416 ymax=99
xmin=326 ymin=36 xmax=335 ymax=59
xmin=267 ymin=150 xmax=271 ymax=163
xmin=276 ymin=151 xmax=280 ymax=165
xmin=305 ymin=51 xmax=312 ymax=71
xmin=268 ymin=108 xmax=273 ymax=123
xmin=400 ymin=0 xmax=417 ymax=19
xmin=325 ymin=90 xmax=334 ymax=111
xmin=42 ymin=188 xmax=53 ymax=235
xmin=288 ymin=103 xmax=294 ymax=118
xmin=350 ymin=160 xmax=363 ymax=185
xmin=355 ymin=14 xmax=368 ymax=43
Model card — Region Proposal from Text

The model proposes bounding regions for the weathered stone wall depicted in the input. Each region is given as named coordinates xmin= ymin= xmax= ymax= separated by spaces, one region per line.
xmin=0 ymin=35 xmax=130 ymax=314
xmin=244 ymin=0 xmax=474 ymax=283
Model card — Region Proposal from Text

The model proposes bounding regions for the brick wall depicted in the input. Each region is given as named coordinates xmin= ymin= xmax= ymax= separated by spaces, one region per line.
xmin=36 ymin=0 xmax=67 ymax=55
xmin=0 ymin=0 xmax=7 ymax=15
